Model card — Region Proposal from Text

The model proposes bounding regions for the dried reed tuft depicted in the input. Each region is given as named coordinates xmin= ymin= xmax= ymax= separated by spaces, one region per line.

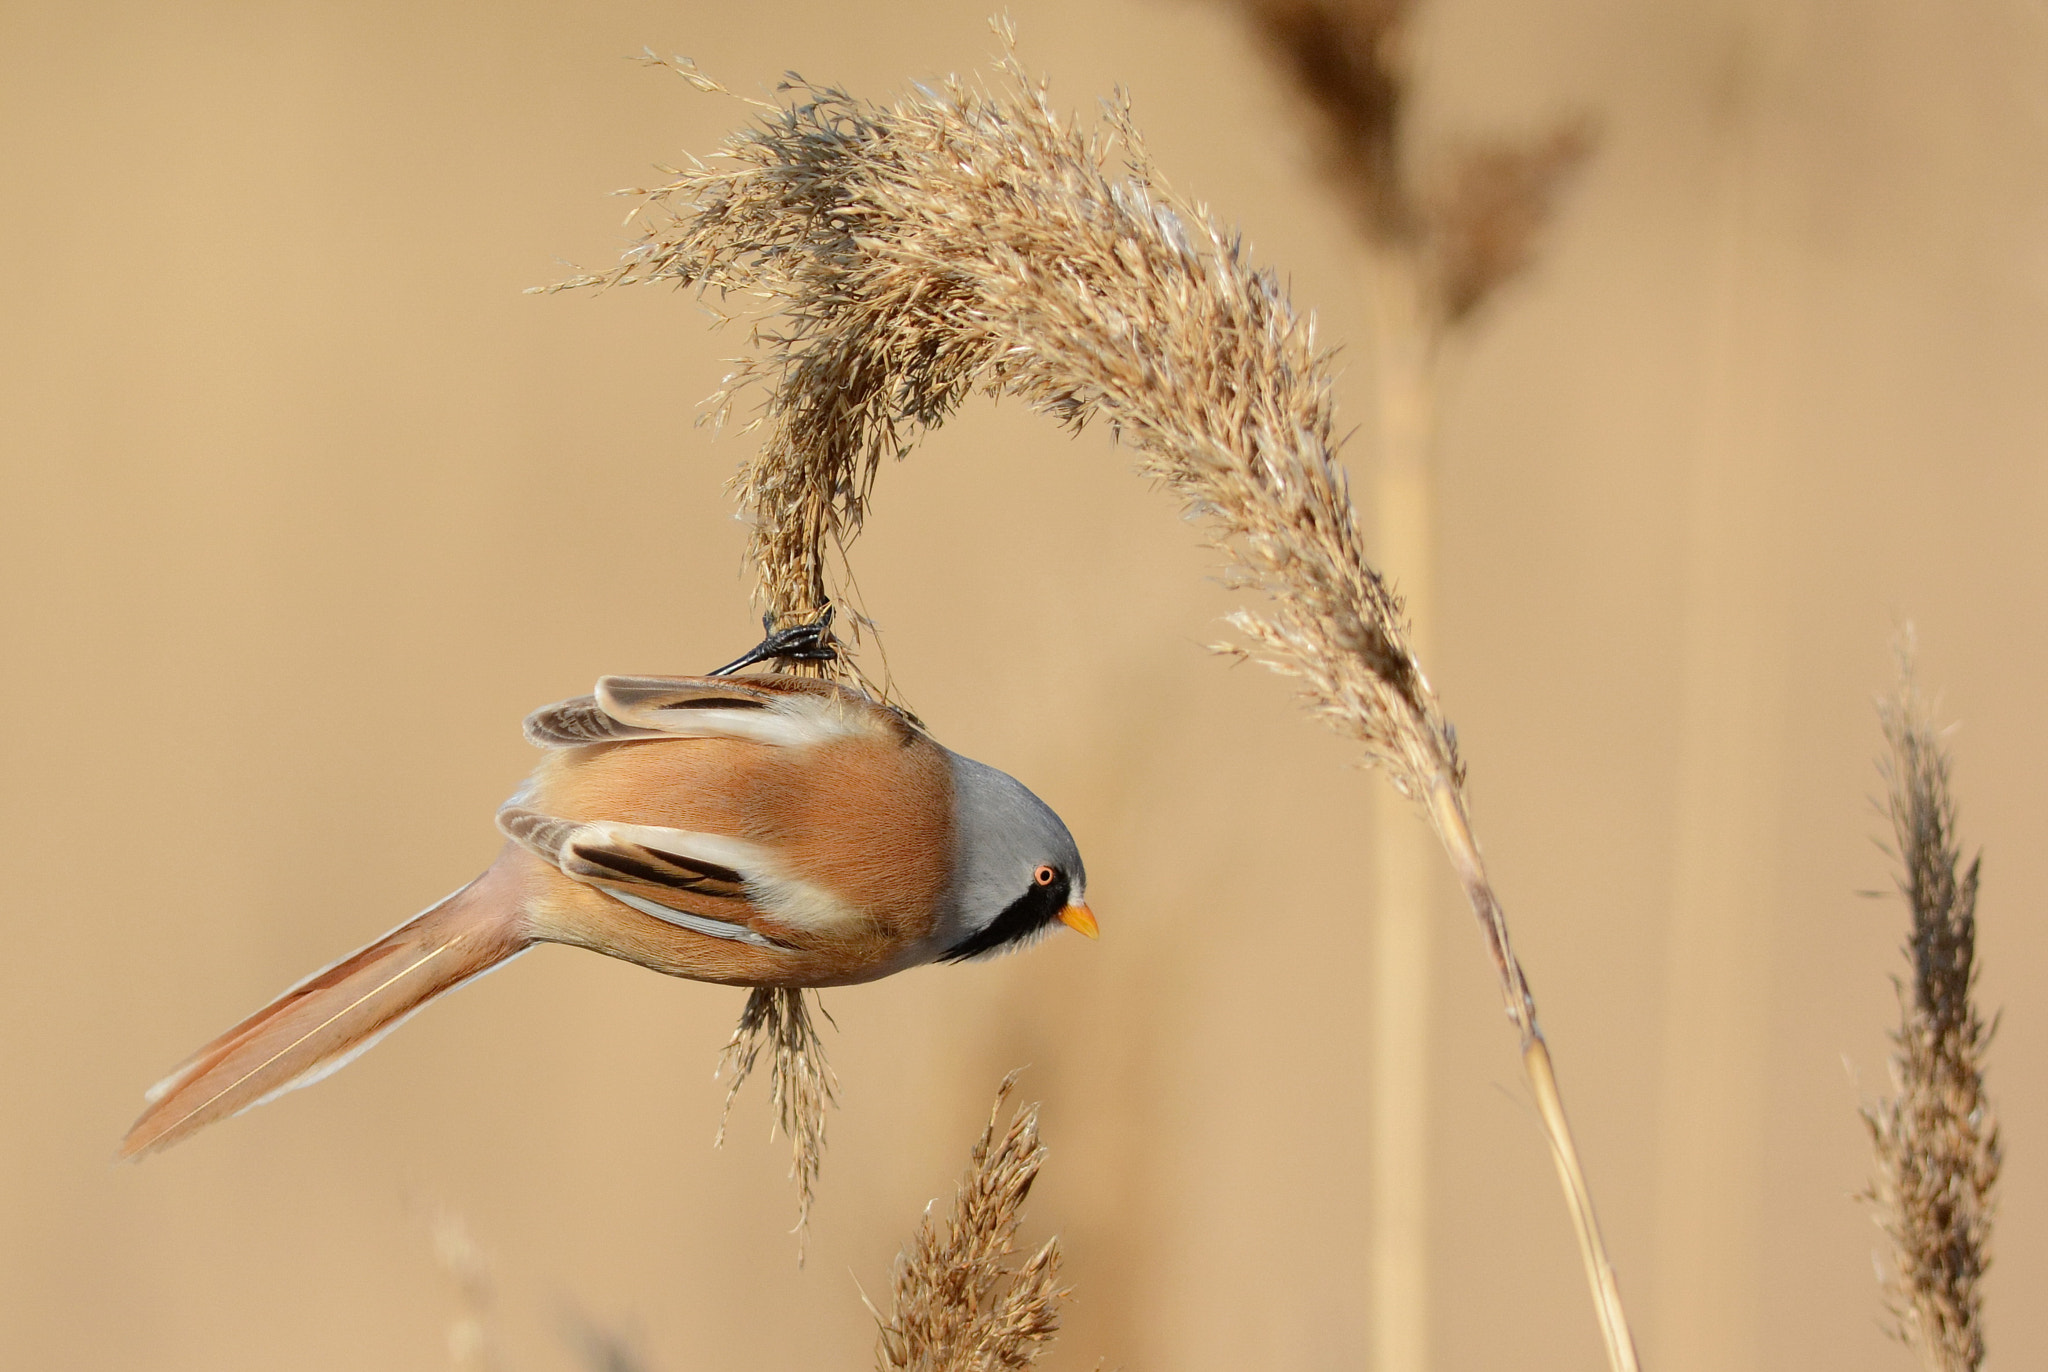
xmin=716 ymin=985 xmax=839 ymax=1257
xmin=550 ymin=38 xmax=1454 ymax=790
xmin=1863 ymin=636 xmax=2000 ymax=1372
xmin=1419 ymin=123 xmax=1594 ymax=326
xmin=549 ymin=32 xmax=1633 ymax=1367
xmin=874 ymin=1072 xmax=1066 ymax=1372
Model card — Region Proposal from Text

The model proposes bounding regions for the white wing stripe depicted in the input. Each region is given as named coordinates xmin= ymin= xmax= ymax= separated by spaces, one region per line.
xmin=597 ymin=885 xmax=788 ymax=950
xmin=582 ymin=823 xmax=766 ymax=875
xmin=594 ymin=678 xmax=869 ymax=748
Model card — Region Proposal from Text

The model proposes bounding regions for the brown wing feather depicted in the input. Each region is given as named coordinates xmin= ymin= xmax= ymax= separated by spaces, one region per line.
xmin=593 ymin=675 xmax=880 ymax=748
xmin=560 ymin=832 xmax=749 ymax=903
xmin=529 ymin=675 xmax=917 ymax=752
xmin=522 ymin=696 xmax=666 ymax=749
xmin=498 ymin=805 xmax=765 ymax=931
xmin=598 ymin=674 xmax=840 ymax=708
xmin=496 ymin=806 xmax=580 ymax=861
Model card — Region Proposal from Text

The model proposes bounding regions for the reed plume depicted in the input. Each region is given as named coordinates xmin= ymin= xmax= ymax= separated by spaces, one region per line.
xmin=553 ymin=40 xmax=1453 ymax=788
xmin=424 ymin=1076 xmax=1059 ymax=1372
xmin=1864 ymin=635 xmax=1999 ymax=1372
xmin=547 ymin=31 xmax=1635 ymax=1367
xmin=874 ymin=1072 xmax=1065 ymax=1372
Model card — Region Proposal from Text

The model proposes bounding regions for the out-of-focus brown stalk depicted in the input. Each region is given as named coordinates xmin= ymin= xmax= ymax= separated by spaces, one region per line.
xmin=874 ymin=1072 xmax=1065 ymax=1372
xmin=547 ymin=34 xmax=1634 ymax=1367
xmin=427 ymin=1208 xmax=502 ymax=1372
xmin=1864 ymin=637 xmax=1999 ymax=1372
xmin=1230 ymin=0 xmax=1591 ymax=328
xmin=1221 ymin=9 xmax=1588 ymax=1366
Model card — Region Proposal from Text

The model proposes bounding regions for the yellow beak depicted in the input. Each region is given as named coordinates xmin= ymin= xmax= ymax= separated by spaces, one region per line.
xmin=1058 ymin=903 xmax=1099 ymax=940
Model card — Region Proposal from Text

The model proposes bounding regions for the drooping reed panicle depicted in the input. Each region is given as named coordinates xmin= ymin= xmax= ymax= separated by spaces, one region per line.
xmin=874 ymin=1071 xmax=1065 ymax=1372
xmin=1864 ymin=634 xmax=2000 ymax=1372
xmin=552 ymin=39 xmax=1455 ymax=790
xmin=546 ymin=31 xmax=1635 ymax=1366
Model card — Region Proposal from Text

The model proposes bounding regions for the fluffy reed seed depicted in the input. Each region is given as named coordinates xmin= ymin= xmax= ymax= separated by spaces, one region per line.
xmin=548 ymin=36 xmax=1634 ymax=1365
xmin=874 ymin=1072 xmax=1065 ymax=1372
xmin=1864 ymin=638 xmax=2000 ymax=1372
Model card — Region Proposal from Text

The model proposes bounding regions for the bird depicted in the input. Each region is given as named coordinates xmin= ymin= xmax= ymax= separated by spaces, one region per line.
xmin=119 ymin=625 xmax=1095 ymax=1158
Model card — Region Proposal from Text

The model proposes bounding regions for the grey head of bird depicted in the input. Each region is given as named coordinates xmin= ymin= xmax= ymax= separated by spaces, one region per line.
xmin=938 ymin=750 xmax=1092 ymax=961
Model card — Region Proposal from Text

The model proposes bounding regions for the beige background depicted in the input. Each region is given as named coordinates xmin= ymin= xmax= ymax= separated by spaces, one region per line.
xmin=6 ymin=1 xmax=2048 ymax=1369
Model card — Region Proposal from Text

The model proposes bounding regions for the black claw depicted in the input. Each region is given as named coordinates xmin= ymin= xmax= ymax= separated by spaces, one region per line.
xmin=708 ymin=607 xmax=838 ymax=677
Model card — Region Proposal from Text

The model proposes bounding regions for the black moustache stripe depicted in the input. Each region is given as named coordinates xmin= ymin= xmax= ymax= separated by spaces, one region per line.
xmin=941 ymin=872 xmax=1070 ymax=962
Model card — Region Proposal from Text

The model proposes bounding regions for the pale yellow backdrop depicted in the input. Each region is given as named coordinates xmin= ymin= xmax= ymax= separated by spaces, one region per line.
xmin=5 ymin=2 xmax=2048 ymax=1370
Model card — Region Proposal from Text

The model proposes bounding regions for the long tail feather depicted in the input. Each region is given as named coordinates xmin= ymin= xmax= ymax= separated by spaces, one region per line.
xmin=120 ymin=852 xmax=532 ymax=1158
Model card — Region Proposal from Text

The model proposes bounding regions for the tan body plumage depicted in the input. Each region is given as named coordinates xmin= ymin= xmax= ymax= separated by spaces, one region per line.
xmin=516 ymin=679 xmax=958 ymax=987
xmin=121 ymin=674 xmax=1091 ymax=1159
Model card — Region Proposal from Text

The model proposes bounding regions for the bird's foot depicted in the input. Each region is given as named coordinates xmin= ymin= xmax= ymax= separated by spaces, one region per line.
xmin=709 ymin=607 xmax=838 ymax=676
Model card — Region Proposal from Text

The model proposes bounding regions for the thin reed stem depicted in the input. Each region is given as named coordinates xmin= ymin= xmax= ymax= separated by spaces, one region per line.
xmin=1362 ymin=249 xmax=1441 ymax=1372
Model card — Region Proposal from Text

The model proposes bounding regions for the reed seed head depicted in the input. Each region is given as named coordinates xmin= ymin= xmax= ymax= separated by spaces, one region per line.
xmin=548 ymin=33 xmax=1461 ymax=803
xmin=545 ymin=40 xmax=1633 ymax=1366
xmin=1863 ymin=633 xmax=2000 ymax=1372
xmin=874 ymin=1072 xmax=1065 ymax=1372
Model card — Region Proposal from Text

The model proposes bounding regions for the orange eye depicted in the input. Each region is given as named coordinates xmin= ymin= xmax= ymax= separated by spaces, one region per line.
xmin=1034 ymin=865 xmax=1057 ymax=887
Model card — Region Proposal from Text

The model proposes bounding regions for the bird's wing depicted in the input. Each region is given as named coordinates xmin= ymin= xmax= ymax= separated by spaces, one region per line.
xmin=595 ymin=675 xmax=879 ymax=748
xmin=522 ymin=695 xmax=668 ymax=748
xmin=523 ymin=675 xmax=876 ymax=750
xmin=498 ymin=806 xmax=840 ymax=948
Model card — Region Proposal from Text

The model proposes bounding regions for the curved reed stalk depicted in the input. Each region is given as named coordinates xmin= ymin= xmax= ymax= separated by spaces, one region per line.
xmin=1222 ymin=9 xmax=1590 ymax=1363
xmin=548 ymin=35 xmax=1637 ymax=1367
